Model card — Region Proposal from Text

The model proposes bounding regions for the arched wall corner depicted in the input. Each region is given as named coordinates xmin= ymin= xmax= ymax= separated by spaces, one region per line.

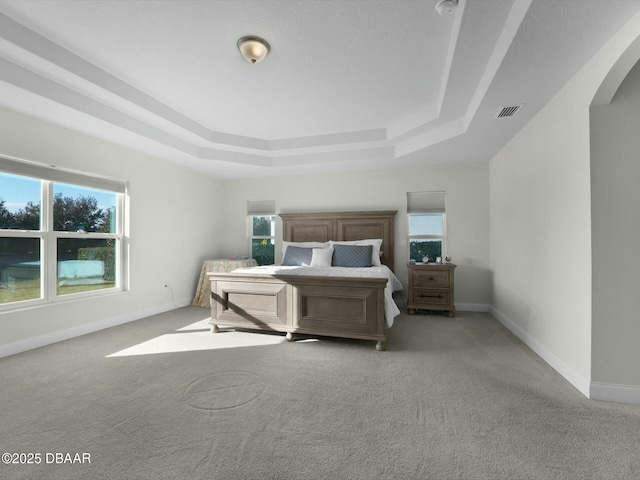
xmin=589 ymin=25 xmax=640 ymax=405
xmin=591 ymin=31 xmax=640 ymax=107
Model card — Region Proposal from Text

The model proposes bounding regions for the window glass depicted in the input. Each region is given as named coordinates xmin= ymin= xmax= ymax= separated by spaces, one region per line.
xmin=53 ymin=183 xmax=117 ymax=233
xmin=409 ymin=239 xmax=442 ymax=263
xmin=409 ymin=214 xmax=443 ymax=236
xmin=251 ymin=238 xmax=275 ymax=266
xmin=252 ymin=215 xmax=274 ymax=236
xmin=0 ymin=237 xmax=41 ymax=304
xmin=0 ymin=173 xmax=41 ymax=230
xmin=408 ymin=213 xmax=444 ymax=262
xmin=57 ymin=238 xmax=116 ymax=295
xmin=251 ymin=215 xmax=275 ymax=265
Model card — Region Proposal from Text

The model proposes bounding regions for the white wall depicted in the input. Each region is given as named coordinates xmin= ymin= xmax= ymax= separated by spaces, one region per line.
xmin=219 ymin=162 xmax=491 ymax=309
xmin=590 ymin=59 xmax=640 ymax=388
xmin=0 ymin=107 xmax=223 ymax=355
xmin=4 ymin=8 xmax=639 ymax=402
xmin=490 ymin=12 xmax=640 ymax=396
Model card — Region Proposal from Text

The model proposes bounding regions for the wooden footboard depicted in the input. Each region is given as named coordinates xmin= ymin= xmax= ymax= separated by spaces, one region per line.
xmin=208 ymin=272 xmax=388 ymax=350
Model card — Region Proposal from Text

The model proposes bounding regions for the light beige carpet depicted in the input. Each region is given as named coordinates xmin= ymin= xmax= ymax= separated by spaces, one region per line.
xmin=1 ymin=307 xmax=639 ymax=480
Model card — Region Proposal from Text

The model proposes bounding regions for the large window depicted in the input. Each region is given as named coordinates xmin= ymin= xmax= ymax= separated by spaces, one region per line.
xmin=407 ymin=191 xmax=446 ymax=263
xmin=0 ymin=158 xmax=126 ymax=310
xmin=247 ymin=200 xmax=275 ymax=266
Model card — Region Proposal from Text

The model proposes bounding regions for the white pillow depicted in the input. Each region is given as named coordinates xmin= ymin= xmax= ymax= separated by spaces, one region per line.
xmin=282 ymin=241 xmax=329 ymax=258
xmin=329 ymin=239 xmax=383 ymax=266
xmin=310 ymin=247 xmax=334 ymax=267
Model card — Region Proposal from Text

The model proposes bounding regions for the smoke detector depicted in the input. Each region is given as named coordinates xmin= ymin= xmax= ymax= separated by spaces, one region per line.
xmin=436 ymin=0 xmax=458 ymax=16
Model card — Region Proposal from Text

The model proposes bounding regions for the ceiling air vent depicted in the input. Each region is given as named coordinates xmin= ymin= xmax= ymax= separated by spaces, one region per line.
xmin=495 ymin=104 xmax=523 ymax=118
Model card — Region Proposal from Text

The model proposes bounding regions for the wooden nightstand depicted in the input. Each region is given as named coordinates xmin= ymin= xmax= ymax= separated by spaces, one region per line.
xmin=407 ymin=263 xmax=456 ymax=317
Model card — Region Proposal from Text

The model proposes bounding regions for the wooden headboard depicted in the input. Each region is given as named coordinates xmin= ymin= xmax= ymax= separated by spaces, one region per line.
xmin=279 ymin=210 xmax=397 ymax=271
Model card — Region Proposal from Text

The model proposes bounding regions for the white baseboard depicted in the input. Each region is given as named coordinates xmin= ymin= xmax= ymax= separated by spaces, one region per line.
xmin=490 ymin=306 xmax=591 ymax=398
xmin=590 ymin=382 xmax=640 ymax=405
xmin=0 ymin=298 xmax=191 ymax=359
xmin=490 ymin=307 xmax=640 ymax=405
xmin=456 ymin=302 xmax=490 ymax=312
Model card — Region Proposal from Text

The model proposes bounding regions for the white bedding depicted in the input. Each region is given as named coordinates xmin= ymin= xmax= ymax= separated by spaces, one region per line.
xmin=231 ymin=265 xmax=403 ymax=328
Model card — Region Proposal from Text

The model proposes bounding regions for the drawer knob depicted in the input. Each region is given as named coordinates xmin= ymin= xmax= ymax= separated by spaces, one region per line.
xmin=428 ymin=277 xmax=435 ymax=280
xmin=419 ymin=293 xmax=444 ymax=299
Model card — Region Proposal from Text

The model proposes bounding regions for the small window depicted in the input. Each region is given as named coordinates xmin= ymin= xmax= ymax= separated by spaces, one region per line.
xmin=247 ymin=200 xmax=276 ymax=266
xmin=408 ymin=213 xmax=445 ymax=262
xmin=407 ymin=191 xmax=446 ymax=263
xmin=250 ymin=215 xmax=275 ymax=266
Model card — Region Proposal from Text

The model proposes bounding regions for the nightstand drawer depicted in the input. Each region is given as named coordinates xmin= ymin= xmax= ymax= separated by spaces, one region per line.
xmin=411 ymin=289 xmax=450 ymax=306
xmin=411 ymin=269 xmax=450 ymax=288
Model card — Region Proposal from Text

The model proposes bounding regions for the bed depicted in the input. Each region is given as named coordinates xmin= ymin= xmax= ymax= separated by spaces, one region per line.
xmin=207 ymin=210 xmax=401 ymax=350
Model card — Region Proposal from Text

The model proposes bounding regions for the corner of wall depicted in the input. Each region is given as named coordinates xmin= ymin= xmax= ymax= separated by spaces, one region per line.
xmin=490 ymin=306 xmax=591 ymax=398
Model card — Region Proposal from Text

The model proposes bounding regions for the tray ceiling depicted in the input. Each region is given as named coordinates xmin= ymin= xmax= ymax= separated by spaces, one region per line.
xmin=0 ymin=0 xmax=639 ymax=178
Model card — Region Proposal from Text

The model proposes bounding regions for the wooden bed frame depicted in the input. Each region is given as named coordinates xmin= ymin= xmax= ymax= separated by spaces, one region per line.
xmin=208 ymin=210 xmax=397 ymax=350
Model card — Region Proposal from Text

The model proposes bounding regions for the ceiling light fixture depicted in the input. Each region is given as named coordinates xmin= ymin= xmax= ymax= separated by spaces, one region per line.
xmin=237 ymin=35 xmax=271 ymax=64
xmin=435 ymin=0 xmax=457 ymax=16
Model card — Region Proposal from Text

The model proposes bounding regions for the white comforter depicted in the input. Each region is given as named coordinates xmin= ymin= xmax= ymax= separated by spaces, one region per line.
xmin=231 ymin=265 xmax=403 ymax=328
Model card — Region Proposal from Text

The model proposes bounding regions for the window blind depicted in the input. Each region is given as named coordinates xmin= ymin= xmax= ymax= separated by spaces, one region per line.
xmin=407 ymin=191 xmax=446 ymax=214
xmin=0 ymin=155 xmax=127 ymax=193
xmin=247 ymin=199 xmax=275 ymax=215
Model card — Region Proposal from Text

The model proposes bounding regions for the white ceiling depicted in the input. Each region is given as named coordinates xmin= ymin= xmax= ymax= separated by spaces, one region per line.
xmin=0 ymin=0 xmax=639 ymax=179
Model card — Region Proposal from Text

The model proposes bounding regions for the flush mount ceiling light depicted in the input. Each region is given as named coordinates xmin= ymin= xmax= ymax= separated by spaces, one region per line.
xmin=435 ymin=0 xmax=458 ymax=16
xmin=237 ymin=35 xmax=271 ymax=64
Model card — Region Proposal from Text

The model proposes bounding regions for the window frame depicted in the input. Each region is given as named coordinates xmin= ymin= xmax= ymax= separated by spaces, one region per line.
xmin=0 ymin=160 xmax=127 ymax=312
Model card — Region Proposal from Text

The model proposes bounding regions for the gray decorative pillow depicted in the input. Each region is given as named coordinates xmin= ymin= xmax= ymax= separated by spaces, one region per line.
xmin=332 ymin=244 xmax=373 ymax=268
xmin=282 ymin=246 xmax=314 ymax=266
